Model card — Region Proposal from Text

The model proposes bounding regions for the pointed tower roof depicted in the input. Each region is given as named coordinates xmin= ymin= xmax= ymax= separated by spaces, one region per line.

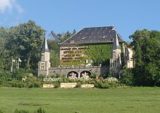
xmin=113 ymin=31 xmax=120 ymax=50
xmin=42 ymin=37 xmax=49 ymax=52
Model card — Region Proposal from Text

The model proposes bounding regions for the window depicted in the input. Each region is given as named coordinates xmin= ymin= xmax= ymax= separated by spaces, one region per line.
xmin=40 ymin=63 xmax=45 ymax=70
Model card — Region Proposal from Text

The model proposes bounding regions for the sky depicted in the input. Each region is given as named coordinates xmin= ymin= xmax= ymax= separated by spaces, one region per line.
xmin=0 ymin=0 xmax=160 ymax=41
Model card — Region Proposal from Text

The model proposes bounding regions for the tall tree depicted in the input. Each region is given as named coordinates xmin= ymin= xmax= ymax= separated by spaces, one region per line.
xmin=130 ymin=29 xmax=160 ymax=86
xmin=5 ymin=20 xmax=45 ymax=71
xmin=0 ymin=27 xmax=10 ymax=70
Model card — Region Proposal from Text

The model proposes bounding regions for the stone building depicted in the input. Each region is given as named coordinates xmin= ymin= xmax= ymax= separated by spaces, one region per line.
xmin=60 ymin=26 xmax=124 ymax=67
xmin=124 ymin=46 xmax=134 ymax=68
xmin=38 ymin=26 xmax=134 ymax=77
xmin=110 ymin=32 xmax=122 ymax=77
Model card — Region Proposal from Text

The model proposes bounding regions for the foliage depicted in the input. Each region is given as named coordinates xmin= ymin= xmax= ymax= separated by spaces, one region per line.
xmin=53 ymin=81 xmax=60 ymax=88
xmin=85 ymin=44 xmax=112 ymax=66
xmin=48 ymin=30 xmax=76 ymax=67
xmin=94 ymin=78 xmax=120 ymax=89
xmin=0 ymin=70 xmax=12 ymax=81
xmin=0 ymin=75 xmax=42 ymax=88
xmin=130 ymin=29 xmax=160 ymax=86
xmin=0 ymin=21 xmax=78 ymax=78
xmin=4 ymin=20 xmax=45 ymax=71
xmin=120 ymin=68 xmax=134 ymax=85
xmin=50 ymin=50 xmax=59 ymax=67
xmin=48 ymin=39 xmax=60 ymax=67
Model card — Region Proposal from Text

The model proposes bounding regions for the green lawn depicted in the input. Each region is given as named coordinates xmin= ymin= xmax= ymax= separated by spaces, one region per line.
xmin=0 ymin=87 xmax=160 ymax=113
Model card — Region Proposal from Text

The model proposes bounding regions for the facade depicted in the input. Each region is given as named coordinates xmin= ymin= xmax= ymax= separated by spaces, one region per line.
xmin=38 ymin=26 xmax=134 ymax=78
xmin=60 ymin=26 xmax=123 ymax=67
xmin=110 ymin=33 xmax=122 ymax=77
xmin=124 ymin=47 xmax=134 ymax=68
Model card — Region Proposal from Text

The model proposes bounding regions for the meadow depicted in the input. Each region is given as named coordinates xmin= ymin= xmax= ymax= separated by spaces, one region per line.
xmin=0 ymin=87 xmax=160 ymax=113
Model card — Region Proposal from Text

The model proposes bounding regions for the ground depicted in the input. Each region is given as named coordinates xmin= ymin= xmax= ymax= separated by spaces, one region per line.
xmin=0 ymin=87 xmax=160 ymax=113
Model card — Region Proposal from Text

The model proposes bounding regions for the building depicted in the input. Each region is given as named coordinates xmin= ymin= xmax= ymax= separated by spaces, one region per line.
xmin=38 ymin=37 xmax=51 ymax=76
xmin=110 ymin=32 xmax=122 ymax=77
xmin=38 ymin=26 xmax=134 ymax=77
xmin=60 ymin=26 xmax=123 ymax=67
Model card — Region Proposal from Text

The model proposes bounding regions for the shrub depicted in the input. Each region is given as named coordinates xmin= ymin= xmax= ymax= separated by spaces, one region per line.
xmin=90 ymin=73 xmax=97 ymax=79
xmin=75 ymin=82 xmax=81 ymax=88
xmin=94 ymin=79 xmax=109 ymax=89
xmin=94 ymin=78 xmax=120 ymax=89
xmin=25 ymin=76 xmax=42 ymax=88
xmin=9 ymin=81 xmax=25 ymax=88
xmin=120 ymin=69 xmax=134 ymax=85
xmin=53 ymin=81 xmax=60 ymax=88
xmin=106 ymin=77 xmax=118 ymax=82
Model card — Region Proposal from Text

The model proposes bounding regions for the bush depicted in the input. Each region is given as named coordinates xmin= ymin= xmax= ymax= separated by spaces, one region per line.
xmin=53 ymin=81 xmax=60 ymax=88
xmin=94 ymin=79 xmax=109 ymax=89
xmin=120 ymin=69 xmax=134 ymax=85
xmin=94 ymin=78 xmax=120 ymax=89
xmin=1 ymin=75 xmax=42 ymax=88
xmin=0 ymin=70 xmax=12 ymax=81
xmin=75 ymin=82 xmax=81 ymax=88
xmin=9 ymin=81 xmax=25 ymax=88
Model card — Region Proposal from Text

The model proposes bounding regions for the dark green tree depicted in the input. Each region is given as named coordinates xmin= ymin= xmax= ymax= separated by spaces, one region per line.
xmin=5 ymin=20 xmax=45 ymax=72
xmin=130 ymin=29 xmax=160 ymax=86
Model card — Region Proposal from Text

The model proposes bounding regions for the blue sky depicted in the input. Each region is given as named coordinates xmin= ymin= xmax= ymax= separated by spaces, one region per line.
xmin=0 ymin=0 xmax=160 ymax=41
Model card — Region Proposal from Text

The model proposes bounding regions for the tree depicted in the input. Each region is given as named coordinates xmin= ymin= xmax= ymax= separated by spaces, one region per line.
xmin=48 ymin=30 xmax=76 ymax=67
xmin=0 ymin=27 xmax=10 ymax=70
xmin=5 ymin=20 xmax=45 ymax=71
xmin=130 ymin=29 xmax=160 ymax=86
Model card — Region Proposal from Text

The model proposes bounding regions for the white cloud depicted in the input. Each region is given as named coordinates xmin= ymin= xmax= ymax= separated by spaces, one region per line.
xmin=0 ymin=0 xmax=23 ymax=14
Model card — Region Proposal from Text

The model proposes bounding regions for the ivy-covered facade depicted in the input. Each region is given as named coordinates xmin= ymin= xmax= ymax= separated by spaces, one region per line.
xmin=38 ymin=26 xmax=134 ymax=77
xmin=60 ymin=26 xmax=123 ymax=67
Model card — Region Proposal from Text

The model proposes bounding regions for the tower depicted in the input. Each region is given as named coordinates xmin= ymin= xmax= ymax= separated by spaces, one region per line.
xmin=38 ymin=37 xmax=51 ymax=76
xmin=110 ymin=31 xmax=122 ymax=77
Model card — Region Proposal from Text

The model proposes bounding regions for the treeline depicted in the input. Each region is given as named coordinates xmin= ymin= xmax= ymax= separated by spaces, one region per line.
xmin=0 ymin=20 xmax=160 ymax=86
xmin=121 ymin=29 xmax=160 ymax=86
xmin=0 ymin=20 xmax=75 ymax=80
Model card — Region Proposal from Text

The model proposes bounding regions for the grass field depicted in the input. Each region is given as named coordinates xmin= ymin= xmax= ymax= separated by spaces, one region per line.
xmin=0 ymin=87 xmax=160 ymax=113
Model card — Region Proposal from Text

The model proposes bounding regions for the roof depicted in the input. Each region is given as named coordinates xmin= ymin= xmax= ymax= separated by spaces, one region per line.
xmin=60 ymin=26 xmax=124 ymax=46
xmin=42 ymin=37 xmax=49 ymax=52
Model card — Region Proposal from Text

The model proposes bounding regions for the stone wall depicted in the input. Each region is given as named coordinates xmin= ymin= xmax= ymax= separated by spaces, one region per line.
xmin=48 ymin=66 xmax=106 ymax=77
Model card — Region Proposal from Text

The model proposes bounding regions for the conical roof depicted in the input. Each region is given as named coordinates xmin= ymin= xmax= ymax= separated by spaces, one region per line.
xmin=42 ymin=37 xmax=49 ymax=52
xmin=113 ymin=31 xmax=120 ymax=50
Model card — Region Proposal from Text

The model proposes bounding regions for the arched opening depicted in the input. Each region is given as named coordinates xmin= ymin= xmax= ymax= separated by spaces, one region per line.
xmin=67 ymin=71 xmax=78 ymax=79
xmin=80 ymin=71 xmax=91 ymax=79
